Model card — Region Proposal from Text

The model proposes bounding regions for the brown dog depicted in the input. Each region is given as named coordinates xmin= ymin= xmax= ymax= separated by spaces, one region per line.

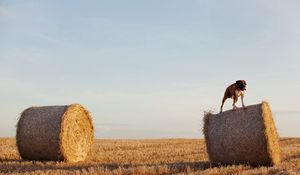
xmin=220 ymin=80 xmax=247 ymax=113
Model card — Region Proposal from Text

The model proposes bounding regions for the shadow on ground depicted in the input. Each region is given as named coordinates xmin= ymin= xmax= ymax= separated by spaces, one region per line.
xmin=0 ymin=160 xmax=212 ymax=174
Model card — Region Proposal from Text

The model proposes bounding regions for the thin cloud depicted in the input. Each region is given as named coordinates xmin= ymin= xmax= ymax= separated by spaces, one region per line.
xmin=0 ymin=6 xmax=12 ymax=17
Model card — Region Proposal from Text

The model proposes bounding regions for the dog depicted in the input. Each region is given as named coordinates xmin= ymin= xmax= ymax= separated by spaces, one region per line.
xmin=220 ymin=80 xmax=247 ymax=113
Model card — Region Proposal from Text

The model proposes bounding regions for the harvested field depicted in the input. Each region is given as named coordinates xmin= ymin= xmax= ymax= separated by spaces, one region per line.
xmin=0 ymin=138 xmax=300 ymax=175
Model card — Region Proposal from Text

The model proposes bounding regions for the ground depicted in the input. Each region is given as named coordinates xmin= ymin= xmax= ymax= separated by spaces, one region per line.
xmin=0 ymin=138 xmax=299 ymax=175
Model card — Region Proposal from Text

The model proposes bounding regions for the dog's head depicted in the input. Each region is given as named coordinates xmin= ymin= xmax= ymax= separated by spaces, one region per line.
xmin=236 ymin=80 xmax=247 ymax=91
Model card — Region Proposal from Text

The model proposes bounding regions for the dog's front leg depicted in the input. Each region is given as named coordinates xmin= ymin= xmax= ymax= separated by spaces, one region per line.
xmin=241 ymin=93 xmax=246 ymax=109
xmin=232 ymin=95 xmax=238 ymax=110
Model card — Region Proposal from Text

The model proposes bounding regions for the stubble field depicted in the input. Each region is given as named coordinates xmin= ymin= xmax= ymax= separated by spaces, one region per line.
xmin=0 ymin=138 xmax=299 ymax=175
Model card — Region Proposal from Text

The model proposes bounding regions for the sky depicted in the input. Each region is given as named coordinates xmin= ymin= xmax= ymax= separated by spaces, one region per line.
xmin=0 ymin=0 xmax=299 ymax=138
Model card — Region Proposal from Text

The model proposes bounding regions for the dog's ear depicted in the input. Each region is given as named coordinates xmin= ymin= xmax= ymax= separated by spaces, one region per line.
xmin=236 ymin=80 xmax=242 ymax=84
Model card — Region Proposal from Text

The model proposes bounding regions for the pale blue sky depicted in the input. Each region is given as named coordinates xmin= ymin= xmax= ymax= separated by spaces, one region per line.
xmin=0 ymin=0 xmax=299 ymax=138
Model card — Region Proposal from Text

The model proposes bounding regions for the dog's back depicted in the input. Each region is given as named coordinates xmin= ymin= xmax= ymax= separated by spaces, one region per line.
xmin=224 ymin=83 xmax=236 ymax=99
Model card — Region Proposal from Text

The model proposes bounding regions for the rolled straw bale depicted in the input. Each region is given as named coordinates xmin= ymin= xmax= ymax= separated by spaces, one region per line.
xmin=203 ymin=101 xmax=281 ymax=166
xmin=16 ymin=104 xmax=94 ymax=162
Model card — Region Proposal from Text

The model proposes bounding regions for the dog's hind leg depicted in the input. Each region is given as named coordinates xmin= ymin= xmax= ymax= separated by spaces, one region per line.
xmin=220 ymin=96 xmax=227 ymax=113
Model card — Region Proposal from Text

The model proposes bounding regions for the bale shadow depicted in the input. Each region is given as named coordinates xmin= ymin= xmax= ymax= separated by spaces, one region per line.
xmin=0 ymin=160 xmax=212 ymax=174
xmin=160 ymin=161 xmax=212 ymax=171
xmin=0 ymin=160 xmax=94 ymax=174
xmin=1 ymin=159 xmax=274 ymax=174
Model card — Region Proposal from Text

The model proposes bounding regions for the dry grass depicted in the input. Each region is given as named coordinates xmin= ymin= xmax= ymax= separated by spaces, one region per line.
xmin=0 ymin=138 xmax=300 ymax=175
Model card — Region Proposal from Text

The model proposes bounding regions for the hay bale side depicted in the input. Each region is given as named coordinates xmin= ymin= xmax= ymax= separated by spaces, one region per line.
xmin=16 ymin=104 xmax=94 ymax=162
xmin=261 ymin=102 xmax=281 ymax=165
xmin=203 ymin=101 xmax=281 ymax=166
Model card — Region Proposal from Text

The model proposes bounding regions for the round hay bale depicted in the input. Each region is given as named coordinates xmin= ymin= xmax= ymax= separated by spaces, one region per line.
xmin=203 ymin=101 xmax=281 ymax=166
xmin=16 ymin=104 xmax=94 ymax=162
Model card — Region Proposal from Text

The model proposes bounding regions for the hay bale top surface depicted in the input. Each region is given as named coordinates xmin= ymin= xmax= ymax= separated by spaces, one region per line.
xmin=203 ymin=101 xmax=281 ymax=166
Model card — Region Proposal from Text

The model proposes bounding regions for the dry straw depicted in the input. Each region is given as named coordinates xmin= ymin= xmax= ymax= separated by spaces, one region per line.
xmin=16 ymin=104 xmax=94 ymax=162
xmin=203 ymin=101 xmax=281 ymax=166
